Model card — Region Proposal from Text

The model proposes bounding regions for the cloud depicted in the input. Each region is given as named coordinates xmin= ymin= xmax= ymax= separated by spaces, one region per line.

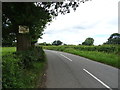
xmin=38 ymin=0 xmax=119 ymax=45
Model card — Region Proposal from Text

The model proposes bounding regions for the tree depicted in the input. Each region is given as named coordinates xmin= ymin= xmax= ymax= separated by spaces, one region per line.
xmin=52 ymin=40 xmax=62 ymax=46
xmin=82 ymin=37 xmax=94 ymax=45
xmin=104 ymin=33 xmax=120 ymax=45
xmin=63 ymin=43 xmax=67 ymax=45
xmin=2 ymin=1 xmax=90 ymax=51
xmin=2 ymin=2 xmax=51 ymax=51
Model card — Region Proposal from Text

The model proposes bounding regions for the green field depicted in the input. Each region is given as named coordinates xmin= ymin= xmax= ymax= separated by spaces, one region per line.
xmin=2 ymin=47 xmax=46 ymax=88
xmin=43 ymin=45 xmax=119 ymax=68
xmin=2 ymin=47 xmax=16 ymax=55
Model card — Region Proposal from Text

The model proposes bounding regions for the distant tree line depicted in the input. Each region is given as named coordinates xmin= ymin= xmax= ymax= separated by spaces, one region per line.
xmin=5 ymin=33 xmax=119 ymax=47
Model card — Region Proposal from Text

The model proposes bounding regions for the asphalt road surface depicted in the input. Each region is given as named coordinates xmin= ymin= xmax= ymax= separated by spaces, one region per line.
xmin=45 ymin=50 xmax=119 ymax=89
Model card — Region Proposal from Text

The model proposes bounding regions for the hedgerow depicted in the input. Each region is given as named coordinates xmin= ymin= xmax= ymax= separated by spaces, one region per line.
xmin=43 ymin=45 xmax=119 ymax=54
xmin=43 ymin=45 xmax=119 ymax=68
xmin=2 ymin=46 xmax=46 ymax=88
xmin=16 ymin=46 xmax=45 ymax=69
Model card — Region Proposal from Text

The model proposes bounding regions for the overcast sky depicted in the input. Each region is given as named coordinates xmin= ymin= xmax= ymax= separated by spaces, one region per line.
xmin=38 ymin=0 xmax=119 ymax=45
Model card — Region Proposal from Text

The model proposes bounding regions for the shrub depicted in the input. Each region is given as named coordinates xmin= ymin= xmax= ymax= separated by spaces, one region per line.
xmin=17 ymin=46 xmax=45 ymax=69
xmin=2 ymin=53 xmax=24 ymax=88
xmin=2 ymin=46 xmax=46 ymax=88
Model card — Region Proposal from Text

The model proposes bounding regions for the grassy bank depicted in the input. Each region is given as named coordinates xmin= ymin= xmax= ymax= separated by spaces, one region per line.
xmin=2 ymin=47 xmax=46 ymax=88
xmin=43 ymin=45 xmax=119 ymax=68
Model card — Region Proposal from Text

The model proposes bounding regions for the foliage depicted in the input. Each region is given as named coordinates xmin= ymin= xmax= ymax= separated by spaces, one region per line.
xmin=2 ymin=47 xmax=46 ymax=88
xmin=2 ymin=1 xmax=90 ymax=49
xmin=82 ymin=37 xmax=94 ymax=45
xmin=2 ymin=48 xmax=24 ymax=88
xmin=52 ymin=40 xmax=63 ymax=46
xmin=2 ymin=2 xmax=51 ymax=43
xmin=104 ymin=33 xmax=120 ymax=45
xmin=75 ymin=45 xmax=119 ymax=54
xmin=43 ymin=45 xmax=119 ymax=54
xmin=43 ymin=45 xmax=119 ymax=68
xmin=39 ymin=42 xmax=52 ymax=46
xmin=16 ymin=46 xmax=45 ymax=69
xmin=2 ymin=42 xmax=16 ymax=47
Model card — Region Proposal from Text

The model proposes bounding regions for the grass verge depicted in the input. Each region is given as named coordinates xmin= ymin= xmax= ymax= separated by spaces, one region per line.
xmin=44 ymin=46 xmax=119 ymax=68
xmin=21 ymin=60 xmax=47 ymax=88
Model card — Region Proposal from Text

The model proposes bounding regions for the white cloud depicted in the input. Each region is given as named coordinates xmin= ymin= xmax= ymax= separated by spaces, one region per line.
xmin=38 ymin=0 xmax=119 ymax=45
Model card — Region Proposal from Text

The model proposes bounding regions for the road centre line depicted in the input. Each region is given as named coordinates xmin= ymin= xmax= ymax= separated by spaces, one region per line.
xmin=83 ymin=69 xmax=112 ymax=90
xmin=60 ymin=54 xmax=72 ymax=61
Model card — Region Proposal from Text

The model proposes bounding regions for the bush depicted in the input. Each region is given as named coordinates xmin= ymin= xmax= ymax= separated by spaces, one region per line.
xmin=2 ymin=46 xmax=46 ymax=88
xmin=2 ymin=53 xmax=24 ymax=88
xmin=17 ymin=46 xmax=45 ymax=69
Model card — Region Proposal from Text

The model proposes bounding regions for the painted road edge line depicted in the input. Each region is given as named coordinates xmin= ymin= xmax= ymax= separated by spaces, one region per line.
xmin=83 ymin=69 xmax=112 ymax=90
xmin=60 ymin=54 xmax=72 ymax=61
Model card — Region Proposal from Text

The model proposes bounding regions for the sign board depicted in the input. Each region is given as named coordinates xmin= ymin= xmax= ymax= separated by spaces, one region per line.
xmin=19 ymin=25 xmax=29 ymax=33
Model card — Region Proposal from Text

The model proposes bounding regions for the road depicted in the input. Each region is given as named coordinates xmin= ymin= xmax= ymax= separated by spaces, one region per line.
xmin=45 ymin=50 xmax=119 ymax=89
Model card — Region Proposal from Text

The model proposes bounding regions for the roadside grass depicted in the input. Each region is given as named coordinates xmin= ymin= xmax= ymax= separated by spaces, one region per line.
xmin=2 ymin=47 xmax=46 ymax=88
xmin=21 ymin=60 xmax=46 ymax=88
xmin=44 ymin=46 xmax=119 ymax=68
xmin=64 ymin=48 xmax=118 ymax=68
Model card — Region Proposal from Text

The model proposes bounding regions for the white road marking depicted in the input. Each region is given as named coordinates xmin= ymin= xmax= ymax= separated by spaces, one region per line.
xmin=83 ymin=69 xmax=112 ymax=90
xmin=60 ymin=54 xmax=72 ymax=61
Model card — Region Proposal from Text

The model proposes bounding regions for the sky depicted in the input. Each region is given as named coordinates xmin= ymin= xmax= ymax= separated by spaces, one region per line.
xmin=38 ymin=0 xmax=119 ymax=45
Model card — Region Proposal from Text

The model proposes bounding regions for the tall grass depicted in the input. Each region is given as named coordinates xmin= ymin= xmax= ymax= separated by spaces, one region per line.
xmin=64 ymin=48 xmax=118 ymax=68
xmin=44 ymin=45 xmax=119 ymax=68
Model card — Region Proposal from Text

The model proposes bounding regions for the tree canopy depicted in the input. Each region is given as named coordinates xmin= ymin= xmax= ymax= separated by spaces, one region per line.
xmin=52 ymin=40 xmax=63 ymax=46
xmin=82 ymin=37 xmax=94 ymax=45
xmin=2 ymin=2 xmax=51 ymax=43
xmin=104 ymin=33 xmax=120 ymax=45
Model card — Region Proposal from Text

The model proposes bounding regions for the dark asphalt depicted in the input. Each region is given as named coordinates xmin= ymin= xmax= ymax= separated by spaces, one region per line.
xmin=45 ymin=50 xmax=118 ymax=89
